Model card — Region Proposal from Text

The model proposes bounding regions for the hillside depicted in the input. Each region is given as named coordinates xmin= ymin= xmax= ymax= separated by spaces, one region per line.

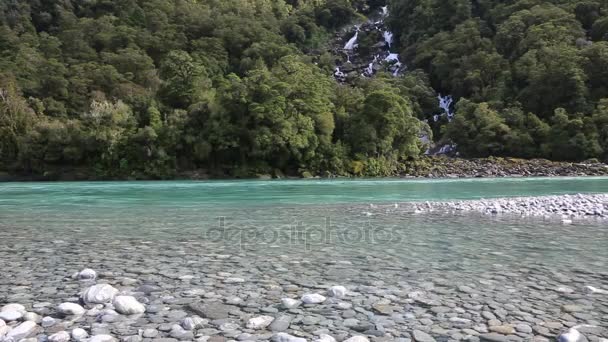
xmin=0 ymin=0 xmax=607 ymax=179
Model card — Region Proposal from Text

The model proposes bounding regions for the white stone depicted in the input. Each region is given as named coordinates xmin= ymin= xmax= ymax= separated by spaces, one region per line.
xmin=337 ymin=302 xmax=352 ymax=310
xmin=41 ymin=316 xmax=56 ymax=327
xmin=558 ymin=328 xmax=586 ymax=342
xmin=113 ymin=296 xmax=146 ymax=314
xmin=327 ymin=286 xmax=347 ymax=298
xmin=181 ymin=316 xmax=206 ymax=330
xmin=0 ymin=325 xmax=9 ymax=338
xmin=224 ymin=277 xmax=245 ymax=283
xmin=5 ymin=321 xmax=38 ymax=340
xmin=48 ymin=331 xmax=71 ymax=342
xmin=23 ymin=312 xmax=40 ymax=323
xmin=72 ymin=328 xmax=89 ymax=341
xmin=585 ymin=286 xmax=608 ymax=294
xmin=0 ymin=319 xmax=4 ymax=327
xmin=0 ymin=310 xmax=23 ymax=321
xmin=89 ymin=335 xmax=116 ymax=342
xmin=301 ymin=293 xmax=326 ymax=304
xmin=281 ymin=298 xmax=301 ymax=309
xmin=246 ymin=315 xmax=275 ymax=329
xmin=78 ymin=268 xmax=97 ymax=280
xmin=314 ymin=334 xmax=337 ymax=342
xmin=1 ymin=304 xmax=25 ymax=313
xmin=82 ymin=284 xmax=119 ymax=304
xmin=89 ymin=334 xmax=117 ymax=342
xmin=272 ymin=332 xmax=307 ymax=342
xmin=57 ymin=303 xmax=86 ymax=316
xmin=344 ymin=337 xmax=370 ymax=342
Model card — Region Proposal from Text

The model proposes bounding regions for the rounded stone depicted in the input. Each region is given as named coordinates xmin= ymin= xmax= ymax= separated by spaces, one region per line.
xmin=72 ymin=328 xmax=89 ymax=341
xmin=48 ymin=331 xmax=71 ymax=342
xmin=0 ymin=310 xmax=23 ymax=322
xmin=246 ymin=315 xmax=275 ymax=329
xmin=328 ymin=286 xmax=347 ymax=298
xmin=82 ymin=284 xmax=119 ymax=304
xmin=301 ymin=293 xmax=326 ymax=304
xmin=57 ymin=303 xmax=85 ymax=316
xmin=113 ymin=296 xmax=146 ymax=315
xmin=78 ymin=268 xmax=97 ymax=281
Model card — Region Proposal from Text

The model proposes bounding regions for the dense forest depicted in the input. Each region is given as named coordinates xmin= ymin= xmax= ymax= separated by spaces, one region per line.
xmin=0 ymin=0 xmax=607 ymax=179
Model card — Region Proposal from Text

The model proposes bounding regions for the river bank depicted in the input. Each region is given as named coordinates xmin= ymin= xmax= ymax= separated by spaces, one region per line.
xmin=1 ymin=157 xmax=608 ymax=182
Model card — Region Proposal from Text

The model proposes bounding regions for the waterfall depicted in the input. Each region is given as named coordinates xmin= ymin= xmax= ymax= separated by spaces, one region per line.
xmin=344 ymin=28 xmax=359 ymax=50
xmin=334 ymin=67 xmax=346 ymax=79
xmin=383 ymin=31 xmax=394 ymax=48
xmin=438 ymin=94 xmax=455 ymax=120
xmin=381 ymin=6 xmax=389 ymax=17
xmin=384 ymin=53 xmax=403 ymax=76
xmin=365 ymin=55 xmax=379 ymax=76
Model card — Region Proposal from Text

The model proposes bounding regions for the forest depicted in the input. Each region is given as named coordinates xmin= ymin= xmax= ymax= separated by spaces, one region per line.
xmin=0 ymin=0 xmax=607 ymax=179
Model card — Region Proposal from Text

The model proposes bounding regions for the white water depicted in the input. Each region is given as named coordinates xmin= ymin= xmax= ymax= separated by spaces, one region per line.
xmin=383 ymin=31 xmax=394 ymax=48
xmin=384 ymin=53 xmax=403 ymax=76
xmin=344 ymin=28 xmax=359 ymax=50
xmin=381 ymin=6 xmax=389 ymax=17
xmin=334 ymin=67 xmax=346 ymax=79
xmin=438 ymin=94 xmax=455 ymax=121
xmin=365 ymin=55 xmax=379 ymax=76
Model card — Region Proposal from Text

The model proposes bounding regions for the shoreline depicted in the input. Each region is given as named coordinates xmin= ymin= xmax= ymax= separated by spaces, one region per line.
xmin=1 ymin=157 xmax=608 ymax=182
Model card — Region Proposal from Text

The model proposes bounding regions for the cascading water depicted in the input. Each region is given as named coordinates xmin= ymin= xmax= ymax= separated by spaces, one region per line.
xmin=344 ymin=28 xmax=359 ymax=50
xmin=383 ymin=31 xmax=394 ymax=48
xmin=438 ymin=94 xmax=455 ymax=121
xmin=384 ymin=53 xmax=403 ymax=76
xmin=365 ymin=55 xmax=379 ymax=76
xmin=381 ymin=6 xmax=388 ymax=17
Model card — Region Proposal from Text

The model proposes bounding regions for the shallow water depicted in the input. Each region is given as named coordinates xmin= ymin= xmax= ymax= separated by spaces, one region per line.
xmin=1 ymin=178 xmax=608 ymax=340
xmin=1 ymin=177 xmax=607 ymax=271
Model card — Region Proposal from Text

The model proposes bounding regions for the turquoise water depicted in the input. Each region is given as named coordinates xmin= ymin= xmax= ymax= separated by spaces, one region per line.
xmin=1 ymin=177 xmax=607 ymax=272
xmin=2 ymin=177 xmax=608 ymax=209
